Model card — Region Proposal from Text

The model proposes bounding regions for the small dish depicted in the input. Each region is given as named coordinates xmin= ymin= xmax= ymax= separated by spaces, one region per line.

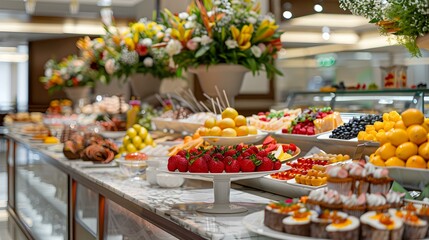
xmin=156 ymin=173 xmax=185 ymax=188
xmin=115 ymin=158 xmax=148 ymax=179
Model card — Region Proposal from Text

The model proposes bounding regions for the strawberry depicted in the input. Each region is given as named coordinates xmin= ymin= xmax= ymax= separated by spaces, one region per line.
xmin=224 ymin=149 xmax=236 ymax=158
xmin=235 ymin=144 xmax=243 ymax=152
xmin=240 ymin=158 xmax=256 ymax=172
xmin=273 ymin=160 xmax=282 ymax=170
xmin=257 ymin=157 xmax=274 ymax=171
xmin=188 ymin=157 xmax=209 ymax=173
xmin=212 ymin=153 xmax=224 ymax=161
xmin=167 ymin=155 xmax=181 ymax=171
xmin=201 ymin=153 xmax=212 ymax=163
xmin=257 ymin=150 xmax=268 ymax=158
xmin=225 ymin=158 xmax=241 ymax=172
xmin=177 ymin=156 xmax=189 ymax=172
xmin=209 ymin=158 xmax=225 ymax=173
xmin=177 ymin=149 xmax=187 ymax=158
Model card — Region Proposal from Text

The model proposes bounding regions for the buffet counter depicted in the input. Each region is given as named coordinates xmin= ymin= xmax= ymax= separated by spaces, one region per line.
xmin=6 ymin=132 xmax=286 ymax=240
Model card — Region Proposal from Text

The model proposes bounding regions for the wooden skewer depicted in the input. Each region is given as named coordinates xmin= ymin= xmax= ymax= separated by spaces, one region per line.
xmin=211 ymin=98 xmax=217 ymax=115
xmin=223 ymin=90 xmax=230 ymax=108
xmin=203 ymin=93 xmax=222 ymax=111
xmin=216 ymin=97 xmax=223 ymax=113
xmin=179 ymin=89 xmax=202 ymax=112
xmin=199 ymin=101 xmax=212 ymax=113
xmin=187 ymin=89 xmax=204 ymax=112
xmin=215 ymin=85 xmax=225 ymax=109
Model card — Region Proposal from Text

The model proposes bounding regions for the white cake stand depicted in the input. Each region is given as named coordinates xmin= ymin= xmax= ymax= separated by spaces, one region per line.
xmin=159 ymin=165 xmax=290 ymax=214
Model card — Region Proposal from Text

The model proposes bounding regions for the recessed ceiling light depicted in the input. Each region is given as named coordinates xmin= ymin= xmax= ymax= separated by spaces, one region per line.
xmin=283 ymin=11 xmax=293 ymax=19
xmin=314 ymin=4 xmax=323 ymax=12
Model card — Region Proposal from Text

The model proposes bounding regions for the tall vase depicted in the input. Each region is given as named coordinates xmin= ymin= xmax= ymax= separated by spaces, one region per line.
xmin=417 ymin=34 xmax=429 ymax=51
xmin=189 ymin=64 xmax=248 ymax=107
xmin=63 ymin=86 xmax=91 ymax=112
xmin=129 ymin=74 xmax=162 ymax=100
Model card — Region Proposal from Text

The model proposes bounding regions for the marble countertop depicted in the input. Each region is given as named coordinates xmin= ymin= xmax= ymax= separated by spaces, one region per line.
xmin=7 ymin=133 xmax=288 ymax=240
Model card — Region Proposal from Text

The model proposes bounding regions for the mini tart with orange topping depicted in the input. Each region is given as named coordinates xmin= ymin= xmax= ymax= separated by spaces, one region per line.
xmin=282 ymin=208 xmax=316 ymax=236
xmin=360 ymin=211 xmax=404 ymax=240
xmin=390 ymin=209 xmax=428 ymax=239
xmin=326 ymin=215 xmax=360 ymax=240
xmin=310 ymin=210 xmax=348 ymax=239
xmin=417 ymin=205 xmax=429 ymax=238
xmin=263 ymin=200 xmax=302 ymax=232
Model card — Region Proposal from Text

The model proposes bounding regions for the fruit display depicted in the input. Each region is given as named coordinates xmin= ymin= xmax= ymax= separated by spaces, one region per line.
xmin=198 ymin=107 xmax=257 ymax=137
xmin=368 ymin=108 xmax=429 ymax=169
xmin=168 ymin=134 xmax=206 ymax=156
xmin=330 ymin=114 xmax=382 ymax=140
xmin=262 ymin=136 xmax=300 ymax=161
xmin=137 ymin=104 xmax=159 ymax=131
xmin=357 ymin=110 xmax=402 ymax=142
xmin=119 ymin=124 xmax=154 ymax=154
xmin=63 ymin=133 xmax=119 ymax=163
xmin=248 ymin=108 xmax=301 ymax=132
xmin=167 ymin=137 xmax=285 ymax=173
xmin=282 ymin=107 xmax=343 ymax=135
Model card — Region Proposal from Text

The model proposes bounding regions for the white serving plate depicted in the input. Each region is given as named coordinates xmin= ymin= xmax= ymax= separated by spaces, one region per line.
xmin=316 ymin=132 xmax=358 ymax=143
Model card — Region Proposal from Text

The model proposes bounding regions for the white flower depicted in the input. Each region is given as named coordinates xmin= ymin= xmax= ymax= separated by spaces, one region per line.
xmin=225 ymin=39 xmax=238 ymax=49
xmin=201 ymin=35 xmax=213 ymax=46
xmin=156 ymin=32 xmax=165 ymax=39
xmin=188 ymin=14 xmax=197 ymax=21
xmin=186 ymin=39 xmax=199 ymax=51
xmin=247 ymin=16 xmax=257 ymax=24
xmin=143 ymin=57 xmax=154 ymax=67
xmin=184 ymin=21 xmax=196 ymax=29
xmin=191 ymin=37 xmax=202 ymax=42
xmin=165 ymin=39 xmax=182 ymax=56
xmin=179 ymin=12 xmax=189 ymax=20
xmin=45 ymin=68 xmax=53 ymax=78
xmin=207 ymin=11 xmax=214 ymax=18
xmin=251 ymin=45 xmax=262 ymax=58
xmin=166 ymin=28 xmax=172 ymax=34
xmin=141 ymin=38 xmax=152 ymax=46
xmin=105 ymin=59 xmax=116 ymax=75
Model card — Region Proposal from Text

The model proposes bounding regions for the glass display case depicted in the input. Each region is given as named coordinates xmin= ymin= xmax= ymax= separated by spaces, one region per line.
xmin=281 ymin=89 xmax=429 ymax=114
xmin=14 ymin=146 xmax=68 ymax=240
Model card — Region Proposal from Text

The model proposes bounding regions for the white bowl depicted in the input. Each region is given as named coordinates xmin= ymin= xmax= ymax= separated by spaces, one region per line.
xmin=156 ymin=173 xmax=185 ymax=188
xmin=116 ymin=158 xmax=148 ymax=177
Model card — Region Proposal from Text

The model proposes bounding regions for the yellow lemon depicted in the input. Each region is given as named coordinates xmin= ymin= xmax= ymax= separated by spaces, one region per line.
xmin=126 ymin=143 xmax=137 ymax=153
xmin=418 ymin=142 xmax=429 ymax=160
xmin=248 ymin=126 xmax=258 ymax=135
xmin=377 ymin=143 xmax=397 ymax=160
xmin=236 ymin=125 xmax=249 ymax=136
xmin=222 ymin=128 xmax=237 ymax=137
xmin=209 ymin=126 xmax=222 ymax=136
xmin=385 ymin=156 xmax=405 ymax=167
xmin=234 ymin=115 xmax=247 ymax=127
xmin=394 ymin=120 xmax=407 ymax=130
xmin=386 ymin=128 xmax=408 ymax=147
xmin=407 ymin=124 xmax=428 ymax=145
xmin=370 ymin=154 xmax=385 ymax=167
xmin=221 ymin=107 xmax=239 ymax=120
xmin=395 ymin=142 xmax=418 ymax=160
xmin=406 ymin=155 xmax=427 ymax=169
xmin=401 ymin=108 xmax=424 ymax=127
xmin=204 ymin=117 xmax=217 ymax=128
xmin=198 ymin=127 xmax=209 ymax=136
xmin=217 ymin=118 xmax=235 ymax=129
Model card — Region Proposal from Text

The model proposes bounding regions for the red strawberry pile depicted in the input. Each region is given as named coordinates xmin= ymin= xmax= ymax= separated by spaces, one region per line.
xmin=167 ymin=137 xmax=284 ymax=173
xmin=282 ymin=107 xmax=333 ymax=135
xmin=270 ymin=158 xmax=330 ymax=180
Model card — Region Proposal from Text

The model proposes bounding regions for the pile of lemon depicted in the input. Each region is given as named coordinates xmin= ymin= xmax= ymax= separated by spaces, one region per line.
xmin=365 ymin=108 xmax=429 ymax=169
xmin=198 ymin=107 xmax=258 ymax=137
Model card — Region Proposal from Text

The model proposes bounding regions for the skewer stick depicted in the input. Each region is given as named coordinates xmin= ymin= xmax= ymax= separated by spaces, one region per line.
xmin=180 ymin=89 xmax=202 ymax=112
xmin=215 ymin=85 xmax=225 ymax=108
xmin=199 ymin=101 xmax=212 ymax=113
xmin=155 ymin=94 xmax=167 ymax=108
xmin=223 ymin=90 xmax=230 ymax=108
xmin=216 ymin=97 xmax=223 ymax=113
xmin=187 ymin=89 xmax=204 ymax=112
xmin=203 ymin=93 xmax=223 ymax=110
xmin=211 ymin=98 xmax=217 ymax=115
xmin=167 ymin=93 xmax=175 ymax=111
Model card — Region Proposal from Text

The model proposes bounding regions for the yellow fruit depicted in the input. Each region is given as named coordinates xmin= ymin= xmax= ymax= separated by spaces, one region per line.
xmin=209 ymin=126 xmax=222 ymax=136
xmin=406 ymin=155 xmax=427 ymax=169
xmin=126 ymin=128 xmax=137 ymax=138
xmin=221 ymin=107 xmax=239 ymax=120
xmin=370 ymin=154 xmax=385 ymax=167
xmin=123 ymin=135 xmax=131 ymax=146
xmin=386 ymin=128 xmax=408 ymax=147
xmin=138 ymin=143 xmax=147 ymax=150
xmin=407 ymin=124 xmax=427 ymax=145
xmin=401 ymin=108 xmax=424 ymax=127
xmin=375 ymin=131 xmax=388 ymax=145
xmin=222 ymin=128 xmax=237 ymax=137
xmin=126 ymin=143 xmax=137 ymax=153
xmin=385 ymin=156 xmax=405 ymax=167
xmin=144 ymin=134 xmax=153 ymax=145
xmin=394 ymin=120 xmax=406 ymax=130
xmin=383 ymin=121 xmax=395 ymax=131
xmin=395 ymin=142 xmax=418 ymax=160
xmin=383 ymin=113 xmax=390 ymax=121
xmin=421 ymin=118 xmax=429 ymax=132
xmin=218 ymin=118 xmax=235 ymax=129
xmin=234 ymin=115 xmax=247 ymax=127
xmin=44 ymin=136 xmax=59 ymax=144
xmin=418 ymin=142 xmax=429 ymax=160
xmin=139 ymin=127 xmax=148 ymax=140
xmin=132 ymin=136 xmax=142 ymax=147
xmin=357 ymin=131 xmax=366 ymax=140
xmin=204 ymin=117 xmax=217 ymax=128
xmin=133 ymin=124 xmax=142 ymax=132
xmin=198 ymin=127 xmax=208 ymax=136
xmin=388 ymin=111 xmax=401 ymax=122
xmin=366 ymin=125 xmax=376 ymax=132
xmin=368 ymin=130 xmax=378 ymax=136
xmin=364 ymin=134 xmax=376 ymax=141
xmin=248 ymin=126 xmax=258 ymax=135
xmin=374 ymin=121 xmax=384 ymax=131
xmin=377 ymin=143 xmax=397 ymax=160
xmin=236 ymin=125 xmax=249 ymax=136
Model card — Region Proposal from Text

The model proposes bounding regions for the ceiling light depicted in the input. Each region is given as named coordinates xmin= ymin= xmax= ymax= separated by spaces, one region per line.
xmin=314 ymin=4 xmax=323 ymax=12
xmin=283 ymin=11 xmax=293 ymax=19
xmin=97 ymin=0 xmax=111 ymax=7
xmin=322 ymin=32 xmax=330 ymax=40
xmin=70 ymin=0 xmax=79 ymax=14
xmin=24 ymin=0 xmax=36 ymax=14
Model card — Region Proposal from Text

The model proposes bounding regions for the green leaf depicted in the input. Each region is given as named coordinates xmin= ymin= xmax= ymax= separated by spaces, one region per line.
xmin=195 ymin=46 xmax=210 ymax=58
xmin=391 ymin=181 xmax=413 ymax=200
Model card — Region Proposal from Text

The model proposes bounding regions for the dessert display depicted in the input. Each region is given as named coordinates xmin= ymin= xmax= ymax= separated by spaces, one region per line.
xmin=248 ymin=108 xmax=301 ymax=132
xmin=4 ymin=112 xmax=43 ymax=124
xmin=264 ymin=200 xmax=302 ymax=232
xmin=81 ymin=96 xmax=129 ymax=115
xmin=282 ymin=107 xmax=343 ymax=135
xmin=282 ymin=208 xmax=317 ymax=236
xmin=330 ymin=114 xmax=382 ymax=140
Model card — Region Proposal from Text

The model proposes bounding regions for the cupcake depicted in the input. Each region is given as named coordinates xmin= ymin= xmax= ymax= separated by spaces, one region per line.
xmin=392 ymin=210 xmax=428 ymax=239
xmin=360 ymin=211 xmax=404 ymax=240
xmin=326 ymin=215 xmax=360 ymax=240
xmin=320 ymin=189 xmax=343 ymax=211
xmin=310 ymin=209 xmax=348 ymax=238
xmin=367 ymin=167 xmax=393 ymax=194
xmin=306 ymin=189 xmax=326 ymax=210
xmin=347 ymin=162 xmax=369 ymax=195
xmin=385 ymin=191 xmax=405 ymax=209
xmin=342 ymin=193 xmax=366 ymax=218
xmin=402 ymin=202 xmax=417 ymax=212
xmin=366 ymin=193 xmax=390 ymax=213
xmin=326 ymin=166 xmax=353 ymax=195
xmin=417 ymin=205 xmax=429 ymax=237
xmin=282 ymin=208 xmax=316 ymax=236
xmin=264 ymin=200 xmax=301 ymax=232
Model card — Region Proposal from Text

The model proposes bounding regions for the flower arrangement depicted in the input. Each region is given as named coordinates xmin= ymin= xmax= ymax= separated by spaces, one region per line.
xmin=40 ymin=55 xmax=95 ymax=94
xmin=162 ymin=0 xmax=283 ymax=79
xmin=339 ymin=0 xmax=429 ymax=57
xmin=93 ymin=19 xmax=177 ymax=81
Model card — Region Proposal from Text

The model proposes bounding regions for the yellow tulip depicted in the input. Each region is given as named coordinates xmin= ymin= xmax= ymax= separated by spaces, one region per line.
xmin=131 ymin=23 xmax=146 ymax=33
xmin=230 ymin=24 xmax=254 ymax=50
xmin=253 ymin=19 xmax=278 ymax=43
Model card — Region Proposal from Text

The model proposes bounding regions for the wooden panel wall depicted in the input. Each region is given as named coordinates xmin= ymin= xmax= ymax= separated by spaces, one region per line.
xmin=28 ymin=37 xmax=82 ymax=112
